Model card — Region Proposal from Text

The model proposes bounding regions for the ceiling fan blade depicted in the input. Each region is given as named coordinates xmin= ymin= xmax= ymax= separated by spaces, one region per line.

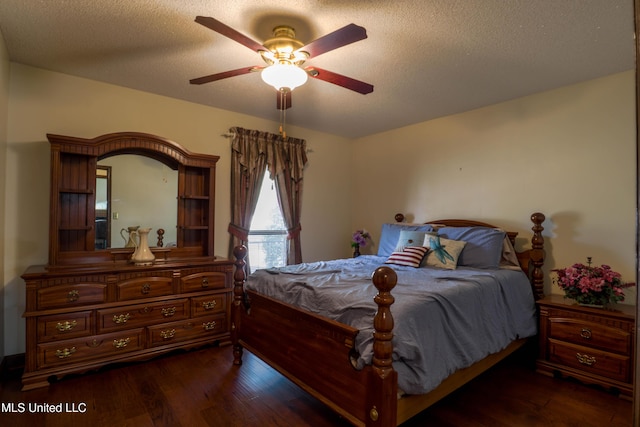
xmin=276 ymin=90 xmax=292 ymax=110
xmin=297 ymin=23 xmax=367 ymax=58
xmin=195 ymin=16 xmax=266 ymax=52
xmin=190 ymin=66 xmax=263 ymax=85
xmin=306 ymin=67 xmax=373 ymax=94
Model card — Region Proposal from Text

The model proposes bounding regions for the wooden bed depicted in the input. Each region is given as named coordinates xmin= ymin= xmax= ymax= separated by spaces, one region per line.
xmin=231 ymin=212 xmax=546 ymax=427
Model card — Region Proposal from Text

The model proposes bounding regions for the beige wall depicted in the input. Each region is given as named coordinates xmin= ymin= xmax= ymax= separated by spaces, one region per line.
xmin=352 ymin=71 xmax=636 ymax=302
xmin=2 ymin=63 xmax=352 ymax=356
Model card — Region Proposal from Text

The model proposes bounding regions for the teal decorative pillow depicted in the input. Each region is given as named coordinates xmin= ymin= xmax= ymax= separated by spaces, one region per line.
xmin=385 ymin=246 xmax=429 ymax=268
xmin=423 ymin=234 xmax=466 ymax=269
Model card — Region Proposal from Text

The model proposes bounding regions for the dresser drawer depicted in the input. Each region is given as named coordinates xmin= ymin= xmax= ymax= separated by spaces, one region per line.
xmin=191 ymin=293 xmax=227 ymax=317
xmin=181 ymin=272 xmax=227 ymax=293
xmin=37 ymin=311 xmax=93 ymax=342
xmin=37 ymin=329 xmax=144 ymax=369
xmin=548 ymin=339 xmax=631 ymax=383
xmin=37 ymin=284 xmax=107 ymax=310
xmin=549 ymin=317 xmax=631 ymax=355
xmin=117 ymin=276 xmax=173 ymax=301
xmin=147 ymin=314 xmax=226 ymax=347
xmin=98 ymin=299 xmax=189 ymax=333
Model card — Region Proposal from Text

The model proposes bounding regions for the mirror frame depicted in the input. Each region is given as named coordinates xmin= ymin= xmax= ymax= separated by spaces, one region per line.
xmin=46 ymin=132 xmax=219 ymax=266
xmin=95 ymin=165 xmax=111 ymax=249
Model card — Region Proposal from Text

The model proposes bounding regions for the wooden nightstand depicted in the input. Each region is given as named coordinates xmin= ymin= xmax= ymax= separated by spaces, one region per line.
xmin=536 ymin=295 xmax=635 ymax=398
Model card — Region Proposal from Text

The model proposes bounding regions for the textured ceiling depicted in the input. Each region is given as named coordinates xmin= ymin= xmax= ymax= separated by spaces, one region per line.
xmin=0 ymin=0 xmax=635 ymax=139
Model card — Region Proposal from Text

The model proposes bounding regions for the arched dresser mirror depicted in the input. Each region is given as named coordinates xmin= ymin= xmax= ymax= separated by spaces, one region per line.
xmin=46 ymin=131 xmax=218 ymax=265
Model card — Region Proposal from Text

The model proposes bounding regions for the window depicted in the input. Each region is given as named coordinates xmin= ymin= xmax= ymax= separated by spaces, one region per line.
xmin=248 ymin=171 xmax=287 ymax=272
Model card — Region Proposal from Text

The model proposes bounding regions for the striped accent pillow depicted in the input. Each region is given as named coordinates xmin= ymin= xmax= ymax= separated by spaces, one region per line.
xmin=385 ymin=246 xmax=429 ymax=268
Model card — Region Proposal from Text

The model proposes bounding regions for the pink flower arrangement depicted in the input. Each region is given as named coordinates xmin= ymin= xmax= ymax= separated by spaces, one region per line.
xmin=351 ymin=229 xmax=370 ymax=248
xmin=553 ymin=260 xmax=633 ymax=306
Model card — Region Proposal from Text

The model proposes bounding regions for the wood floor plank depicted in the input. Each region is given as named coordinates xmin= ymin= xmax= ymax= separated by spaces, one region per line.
xmin=0 ymin=344 xmax=632 ymax=426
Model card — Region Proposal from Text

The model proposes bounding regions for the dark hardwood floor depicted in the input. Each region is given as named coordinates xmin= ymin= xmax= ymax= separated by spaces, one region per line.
xmin=0 ymin=344 xmax=632 ymax=426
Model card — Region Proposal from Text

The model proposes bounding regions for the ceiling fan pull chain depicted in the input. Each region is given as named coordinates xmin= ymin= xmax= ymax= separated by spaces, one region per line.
xmin=282 ymin=99 xmax=287 ymax=139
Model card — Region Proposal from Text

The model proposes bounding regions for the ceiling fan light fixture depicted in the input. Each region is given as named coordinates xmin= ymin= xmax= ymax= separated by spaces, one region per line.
xmin=261 ymin=62 xmax=308 ymax=91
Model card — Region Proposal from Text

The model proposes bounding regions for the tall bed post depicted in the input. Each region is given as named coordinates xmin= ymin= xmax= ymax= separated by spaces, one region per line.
xmin=367 ymin=266 xmax=399 ymax=427
xmin=232 ymin=245 xmax=247 ymax=365
xmin=529 ymin=212 xmax=546 ymax=300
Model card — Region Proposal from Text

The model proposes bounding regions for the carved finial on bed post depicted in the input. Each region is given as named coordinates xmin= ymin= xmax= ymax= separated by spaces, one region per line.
xmin=371 ymin=266 xmax=397 ymax=376
xmin=530 ymin=213 xmax=545 ymax=300
xmin=232 ymin=245 xmax=248 ymax=365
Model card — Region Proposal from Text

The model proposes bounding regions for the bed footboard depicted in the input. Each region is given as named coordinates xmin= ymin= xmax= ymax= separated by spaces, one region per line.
xmin=232 ymin=245 xmax=399 ymax=427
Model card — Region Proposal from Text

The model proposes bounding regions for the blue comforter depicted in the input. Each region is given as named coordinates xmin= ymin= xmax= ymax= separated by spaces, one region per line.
xmin=246 ymin=255 xmax=537 ymax=395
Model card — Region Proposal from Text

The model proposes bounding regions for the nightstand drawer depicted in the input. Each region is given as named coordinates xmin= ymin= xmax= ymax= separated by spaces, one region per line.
xmin=549 ymin=318 xmax=631 ymax=355
xmin=548 ymin=339 xmax=631 ymax=383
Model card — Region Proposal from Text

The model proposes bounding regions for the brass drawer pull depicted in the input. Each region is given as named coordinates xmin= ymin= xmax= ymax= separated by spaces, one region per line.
xmin=67 ymin=290 xmax=80 ymax=302
xmin=141 ymin=283 xmax=151 ymax=294
xmin=55 ymin=347 xmax=76 ymax=359
xmin=201 ymin=277 xmax=209 ymax=288
xmin=202 ymin=300 xmax=217 ymax=310
xmin=576 ymin=353 xmax=596 ymax=366
xmin=160 ymin=329 xmax=176 ymax=339
xmin=56 ymin=320 xmax=77 ymax=332
xmin=113 ymin=338 xmax=131 ymax=349
xmin=580 ymin=328 xmax=592 ymax=339
xmin=161 ymin=307 xmax=176 ymax=317
xmin=113 ymin=313 xmax=131 ymax=324
xmin=202 ymin=321 xmax=217 ymax=331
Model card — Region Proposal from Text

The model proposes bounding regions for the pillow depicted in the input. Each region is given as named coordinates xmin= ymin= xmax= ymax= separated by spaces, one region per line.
xmin=437 ymin=226 xmax=506 ymax=269
xmin=386 ymin=246 xmax=429 ymax=268
xmin=500 ymin=235 xmax=522 ymax=270
xmin=422 ymin=234 xmax=466 ymax=269
xmin=394 ymin=230 xmax=434 ymax=251
xmin=377 ymin=223 xmax=433 ymax=257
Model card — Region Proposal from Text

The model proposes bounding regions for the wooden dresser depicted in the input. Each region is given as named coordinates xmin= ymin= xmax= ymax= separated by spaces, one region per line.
xmin=21 ymin=260 xmax=232 ymax=391
xmin=536 ymin=295 xmax=635 ymax=398
xmin=22 ymin=132 xmax=230 ymax=390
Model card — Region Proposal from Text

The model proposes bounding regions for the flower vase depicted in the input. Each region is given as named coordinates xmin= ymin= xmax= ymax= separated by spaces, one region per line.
xmin=131 ymin=227 xmax=155 ymax=266
xmin=353 ymin=244 xmax=360 ymax=258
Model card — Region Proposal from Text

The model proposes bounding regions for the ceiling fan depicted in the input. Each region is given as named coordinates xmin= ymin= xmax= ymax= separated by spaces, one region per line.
xmin=189 ymin=16 xmax=374 ymax=110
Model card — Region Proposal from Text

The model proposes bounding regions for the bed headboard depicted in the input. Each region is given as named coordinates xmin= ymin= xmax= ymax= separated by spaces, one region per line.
xmin=394 ymin=212 xmax=546 ymax=299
